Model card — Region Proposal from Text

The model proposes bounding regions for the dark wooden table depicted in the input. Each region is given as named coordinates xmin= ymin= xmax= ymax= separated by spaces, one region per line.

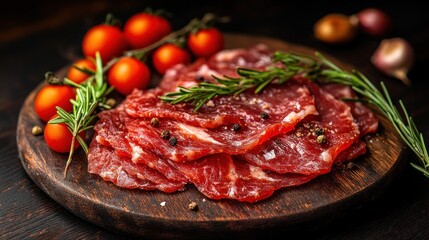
xmin=1 ymin=1 xmax=429 ymax=239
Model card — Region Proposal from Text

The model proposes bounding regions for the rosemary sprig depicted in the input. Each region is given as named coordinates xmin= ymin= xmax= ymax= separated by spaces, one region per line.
xmin=159 ymin=51 xmax=321 ymax=111
xmin=309 ymin=52 xmax=429 ymax=177
xmin=49 ymin=52 xmax=113 ymax=177
xmin=160 ymin=67 xmax=298 ymax=111
xmin=159 ymin=50 xmax=429 ymax=177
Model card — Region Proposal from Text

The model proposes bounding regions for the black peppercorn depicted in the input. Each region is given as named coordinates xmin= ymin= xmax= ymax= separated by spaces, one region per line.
xmin=260 ymin=111 xmax=269 ymax=119
xmin=169 ymin=137 xmax=178 ymax=146
xmin=315 ymin=128 xmax=325 ymax=136
xmin=161 ymin=130 xmax=170 ymax=139
xmin=232 ymin=123 xmax=241 ymax=131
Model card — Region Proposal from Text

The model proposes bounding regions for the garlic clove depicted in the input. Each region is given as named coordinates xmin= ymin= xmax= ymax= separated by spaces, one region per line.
xmin=357 ymin=8 xmax=392 ymax=37
xmin=371 ymin=38 xmax=414 ymax=85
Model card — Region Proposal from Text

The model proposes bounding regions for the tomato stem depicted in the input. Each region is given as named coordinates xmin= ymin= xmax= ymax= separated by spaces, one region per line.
xmin=124 ymin=13 xmax=228 ymax=60
xmin=104 ymin=13 xmax=121 ymax=27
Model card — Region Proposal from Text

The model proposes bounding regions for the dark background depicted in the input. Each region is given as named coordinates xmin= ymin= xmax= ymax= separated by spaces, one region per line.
xmin=1 ymin=1 xmax=429 ymax=239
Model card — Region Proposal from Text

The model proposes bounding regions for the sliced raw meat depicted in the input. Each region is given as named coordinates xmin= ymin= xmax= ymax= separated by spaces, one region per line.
xmin=126 ymin=138 xmax=188 ymax=183
xmin=323 ymin=84 xmax=379 ymax=162
xmin=88 ymin=140 xmax=185 ymax=193
xmin=124 ymin=45 xmax=319 ymax=162
xmin=126 ymin=78 xmax=315 ymax=130
xmin=156 ymin=44 xmax=275 ymax=93
xmin=94 ymin=107 xmax=187 ymax=183
xmin=205 ymin=43 xmax=276 ymax=78
xmin=126 ymin=80 xmax=317 ymax=162
xmin=87 ymin=44 xmax=379 ymax=202
xmin=170 ymin=154 xmax=316 ymax=202
xmin=239 ymin=77 xmax=360 ymax=175
xmin=124 ymin=46 xmax=318 ymax=162
xmin=322 ymin=84 xmax=379 ymax=136
xmin=125 ymin=45 xmax=286 ymax=129
xmin=94 ymin=104 xmax=131 ymax=156
xmin=335 ymin=140 xmax=367 ymax=163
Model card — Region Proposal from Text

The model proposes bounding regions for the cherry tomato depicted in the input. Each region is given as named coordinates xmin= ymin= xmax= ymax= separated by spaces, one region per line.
xmin=107 ymin=57 xmax=151 ymax=95
xmin=314 ymin=14 xmax=357 ymax=44
xmin=66 ymin=58 xmax=96 ymax=84
xmin=82 ymin=24 xmax=128 ymax=63
xmin=34 ymin=85 xmax=76 ymax=122
xmin=152 ymin=44 xmax=191 ymax=75
xmin=44 ymin=119 xmax=85 ymax=153
xmin=124 ymin=12 xmax=172 ymax=49
xmin=187 ymin=28 xmax=224 ymax=58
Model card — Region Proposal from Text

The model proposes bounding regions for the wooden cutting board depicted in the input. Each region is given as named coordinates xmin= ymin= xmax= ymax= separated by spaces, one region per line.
xmin=17 ymin=33 xmax=407 ymax=239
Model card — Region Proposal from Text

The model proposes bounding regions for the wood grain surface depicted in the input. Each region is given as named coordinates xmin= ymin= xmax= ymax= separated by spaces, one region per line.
xmin=17 ymin=34 xmax=407 ymax=239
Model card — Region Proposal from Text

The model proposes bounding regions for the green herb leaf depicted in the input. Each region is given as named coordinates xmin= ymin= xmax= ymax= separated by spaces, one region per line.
xmin=50 ymin=52 xmax=111 ymax=178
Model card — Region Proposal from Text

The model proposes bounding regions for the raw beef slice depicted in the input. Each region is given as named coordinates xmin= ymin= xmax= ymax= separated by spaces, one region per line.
xmin=170 ymin=154 xmax=316 ymax=202
xmin=94 ymin=106 xmax=188 ymax=183
xmin=125 ymin=80 xmax=317 ymax=162
xmin=240 ymin=77 xmax=360 ymax=175
xmin=88 ymin=140 xmax=186 ymax=193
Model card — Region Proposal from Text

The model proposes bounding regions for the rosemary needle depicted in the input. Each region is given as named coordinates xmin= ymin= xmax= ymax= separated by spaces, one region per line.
xmin=160 ymin=50 xmax=429 ymax=177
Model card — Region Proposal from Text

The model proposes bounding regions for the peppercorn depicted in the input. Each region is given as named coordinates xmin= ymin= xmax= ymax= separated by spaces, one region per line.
xmin=161 ymin=130 xmax=170 ymax=139
xmin=260 ymin=111 xmax=269 ymax=119
xmin=105 ymin=98 xmax=116 ymax=108
xmin=169 ymin=137 xmax=178 ymax=146
xmin=315 ymin=128 xmax=325 ymax=136
xmin=188 ymin=201 xmax=198 ymax=211
xmin=232 ymin=123 xmax=241 ymax=131
xmin=32 ymin=125 xmax=43 ymax=136
xmin=317 ymin=135 xmax=327 ymax=144
xmin=151 ymin=118 xmax=159 ymax=127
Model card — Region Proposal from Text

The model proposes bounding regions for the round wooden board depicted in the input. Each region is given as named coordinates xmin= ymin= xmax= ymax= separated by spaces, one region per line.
xmin=17 ymin=33 xmax=407 ymax=239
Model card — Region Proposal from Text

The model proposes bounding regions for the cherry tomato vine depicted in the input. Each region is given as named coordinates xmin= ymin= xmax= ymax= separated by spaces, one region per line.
xmin=34 ymin=9 xmax=229 ymax=177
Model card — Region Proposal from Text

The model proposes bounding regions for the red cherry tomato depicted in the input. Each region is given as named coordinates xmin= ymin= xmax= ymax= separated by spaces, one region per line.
xmin=107 ymin=57 xmax=151 ymax=95
xmin=34 ymin=85 xmax=76 ymax=122
xmin=82 ymin=24 xmax=128 ymax=63
xmin=66 ymin=58 xmax=96 ymax=84
xmin=152 ymin=44 xmax=191 ymax=75
xmin=44 ymin=119 xmax=85 ymax=153
xmin=187 ymin=28 xmax=224 ymax=58
xmin=124 ymin=13 xmax=172 ymax=49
